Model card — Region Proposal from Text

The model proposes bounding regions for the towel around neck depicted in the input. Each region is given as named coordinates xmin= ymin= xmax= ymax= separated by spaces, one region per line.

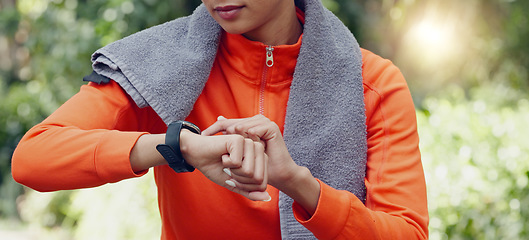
xmin=91 ymin=0 xmax=367 ymax=238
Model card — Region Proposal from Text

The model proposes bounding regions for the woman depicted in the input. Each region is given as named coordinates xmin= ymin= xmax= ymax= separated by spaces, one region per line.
xmin=12 ymin=0 xmax=429 ymax=239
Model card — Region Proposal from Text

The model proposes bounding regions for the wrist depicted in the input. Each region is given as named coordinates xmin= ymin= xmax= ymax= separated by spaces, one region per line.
xmin=130 ymin=134 xmax=166 ymax=172
xmin=277 ymin=166 xmax=321 ymax=215
xmin=179 ymin=129 xmax=197 ymax=167
xmin=156 ymin=120 xmax=200 ymax=173
xmin=276 ymin=166 xmax=313 ymax=193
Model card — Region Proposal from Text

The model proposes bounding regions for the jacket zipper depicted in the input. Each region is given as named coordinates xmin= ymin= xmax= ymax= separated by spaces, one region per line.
xmin=259 ymin=46 xmax=274 ymax=115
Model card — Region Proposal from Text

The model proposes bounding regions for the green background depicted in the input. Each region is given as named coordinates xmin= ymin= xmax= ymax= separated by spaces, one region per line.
xmin=1 ymin=0 xmax=528 ymax=239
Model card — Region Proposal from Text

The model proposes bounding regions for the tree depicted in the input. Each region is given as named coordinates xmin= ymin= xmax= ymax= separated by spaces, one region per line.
xmin=1 ymin=0 xmax=528 ymax=239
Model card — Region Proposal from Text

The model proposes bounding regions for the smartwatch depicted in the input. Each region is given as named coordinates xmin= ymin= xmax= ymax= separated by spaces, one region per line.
xmin=156 ymin=120 xmax=201 ymax=173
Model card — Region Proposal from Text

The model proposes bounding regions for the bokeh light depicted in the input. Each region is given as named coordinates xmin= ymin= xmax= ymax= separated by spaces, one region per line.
xmin=406 ymin=18 xmax=457 ymax=60
xmin=1 ymin=0 xmax=529 ymax=239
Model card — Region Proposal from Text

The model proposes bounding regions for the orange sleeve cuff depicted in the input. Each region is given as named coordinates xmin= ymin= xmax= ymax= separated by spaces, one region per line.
xmin=94 ymin=131 xmax=148 ymax=182
xmin=292 ymin=179 xmax=352 ymax=239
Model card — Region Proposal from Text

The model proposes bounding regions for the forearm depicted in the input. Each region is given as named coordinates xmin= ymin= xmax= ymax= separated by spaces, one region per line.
xmin=12 ymin=81 xmax=157 ymax=191
xmin=12 ymin=124 xmax=146 ymax=191
xmin=293 ymin=181 xmax=428 ymax=240
xmin=130 ymin=134 xmax=166 ymax=172
xmin=130 ymin=129 xmax=207 ymax=172
xmin=275 ymin=166 xmax=320 ymax=215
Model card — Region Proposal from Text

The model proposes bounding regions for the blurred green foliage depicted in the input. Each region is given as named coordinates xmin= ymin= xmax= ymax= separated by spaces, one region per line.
xmin=418 ymin=85 xmax=529 ymax=239
xmin=1 ymin=0 xmax=528 ymax=239
xmin=0 ymin=0 xmax=200 ymax=238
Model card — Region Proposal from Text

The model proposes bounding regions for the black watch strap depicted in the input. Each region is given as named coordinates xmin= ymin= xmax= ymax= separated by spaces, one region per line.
xmin=156 ymin=120 xmax=201 ymax=173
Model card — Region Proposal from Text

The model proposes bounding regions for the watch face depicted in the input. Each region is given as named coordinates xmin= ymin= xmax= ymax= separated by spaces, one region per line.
xmin=182 ymin=121 xmax=201 ymax=134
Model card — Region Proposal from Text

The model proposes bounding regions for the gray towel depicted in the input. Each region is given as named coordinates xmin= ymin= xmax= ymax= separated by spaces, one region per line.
xmin=91 ymin=0 xmax=366 ymax=238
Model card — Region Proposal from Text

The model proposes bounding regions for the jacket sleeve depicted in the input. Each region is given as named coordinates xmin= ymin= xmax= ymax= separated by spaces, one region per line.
xmin=291 ymin=49 xmax=429 ymax=239
xmin=11 ymin=81 xmax=164 ymax=192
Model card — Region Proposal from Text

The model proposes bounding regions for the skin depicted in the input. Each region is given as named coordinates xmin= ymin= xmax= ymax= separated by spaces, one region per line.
xmin=201 ymin=0 xmax=303 ymax=45
xmin=203 ymin=115 xmax=321 ymax=214
xmin=131 ymin=131 xmax=271 ymax=201
xmin=130 ymin=0 xmax=319 ymax=214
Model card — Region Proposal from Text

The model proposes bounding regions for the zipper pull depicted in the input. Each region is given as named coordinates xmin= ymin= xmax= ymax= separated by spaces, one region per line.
xmin=266 ymin=45 xmax=274 ymax=67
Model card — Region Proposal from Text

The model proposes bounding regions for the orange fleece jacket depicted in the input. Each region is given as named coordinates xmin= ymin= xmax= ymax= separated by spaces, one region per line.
xmin=12 ymin=31 xmax=428 ymax=239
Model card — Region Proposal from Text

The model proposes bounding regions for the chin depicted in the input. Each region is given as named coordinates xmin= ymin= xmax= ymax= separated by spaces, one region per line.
xmin=218 ymin=24 xmax=250 ymax=35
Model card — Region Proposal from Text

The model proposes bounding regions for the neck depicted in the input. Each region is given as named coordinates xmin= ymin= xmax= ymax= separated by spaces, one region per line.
xmin=243 ymin=3 xmax=303 ymax=46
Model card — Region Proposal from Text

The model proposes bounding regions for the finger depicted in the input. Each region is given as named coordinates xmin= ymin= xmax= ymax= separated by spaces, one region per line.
xmin=229 ymin=174 xmax=260 ymax=185
xmin=223 ymin=167 xmax=232 ymax=177
xmin=227 ymin=116 xmax=276 ymax=141
xmin=210 ymin=115 xmax=264 ymax=136
xmin=224 ymin=179 xmax=271 ymax=201
xmin=231 ymin=139 xmax=256 ymax=179
xmin=227 ymin=178 xmax=267 ymax=192
xmin=247 ymin=123 xmax=279 ymax=141
xmin=223 ymin=135 xmax=245 ymax=168
xmin=242 ymin=130 xmax=262 ymax=143
xmin=202 ymin=121 xmax=226 ymax=136
xmin=225 ymin=179 xmax=237 ymax=188
xmin=204 ymin=115 xmax=269 ymax=137
xmin=248 ymin=191 xmax=272 ymax=202
xmin=222 ymin=153 xmax=240 ymax=169
xmin=230 ymin=142 xmax=267 ymax=191
xmin=202 ymin=117 xmax=242 ymax=136
xmin=226 ymin=118 xmax=263 ymax=135
xmin=202 ymin=119 xmax=228 ymax=136
xmin=252 ymin=141 xmax=266 ymax=183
